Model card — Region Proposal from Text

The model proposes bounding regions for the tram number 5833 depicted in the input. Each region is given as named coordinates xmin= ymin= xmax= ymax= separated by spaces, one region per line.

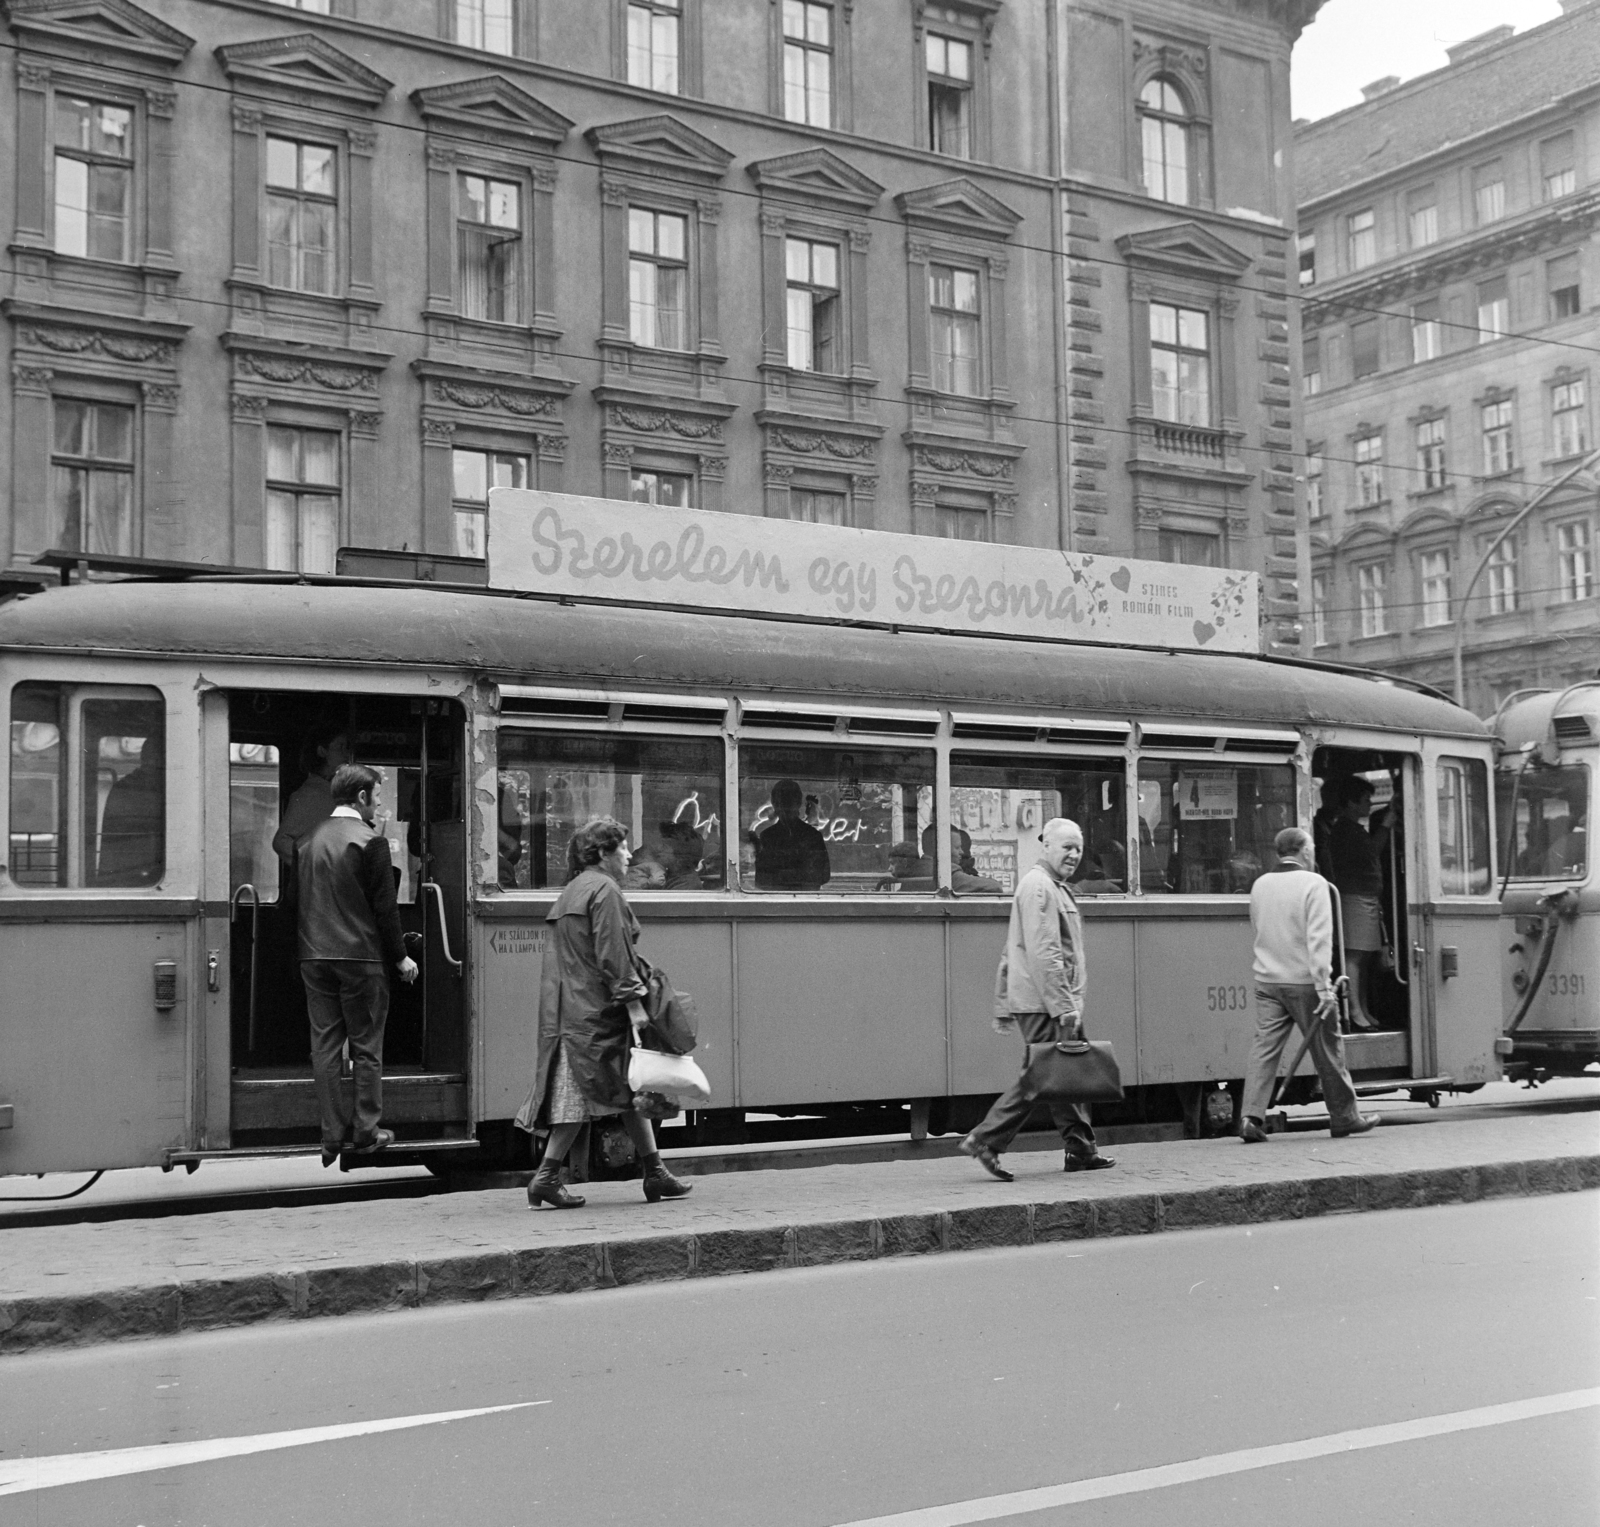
xmin=1206 ymin=984 xmax=1251 ymax=1013
xmin=1547 ymin=972 xmax=1587 ymax=997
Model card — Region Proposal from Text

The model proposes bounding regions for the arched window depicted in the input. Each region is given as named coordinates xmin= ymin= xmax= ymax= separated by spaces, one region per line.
xmin=1139 ymin=77 xmax=1190 ymax=205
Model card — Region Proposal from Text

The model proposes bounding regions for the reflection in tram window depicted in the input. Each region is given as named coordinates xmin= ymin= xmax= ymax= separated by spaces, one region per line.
xmin=6 ymin=682 xmax=164 ymax=888
xmin=230 ymin=742 xmax=281 ymax=900
xmin=498 ymin=731 xmax=725 ymax=889
xmin=741 ymin=744 xmax=935 ymax=892
xmin=949 ymin=754 xmax=1126 ymax=895
xmin=1136 ymin=760 xmax=1295 ymax=894
xmin=1437 ymin=756 xmax=1492 ymax=895
xmin=1498 ymin=764 xmax=1588 ymax=880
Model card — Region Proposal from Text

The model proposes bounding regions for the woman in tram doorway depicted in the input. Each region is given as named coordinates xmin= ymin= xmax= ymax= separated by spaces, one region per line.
xmin=1326 ymin=776 xmax=1389 ymax=1031
xmin=515 ymin=816 xmax=693 ymax=1209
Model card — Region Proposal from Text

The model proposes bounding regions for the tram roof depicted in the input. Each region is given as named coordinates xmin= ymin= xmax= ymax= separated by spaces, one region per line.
xmin=0 ymin=579 xmax=1490 ymax=740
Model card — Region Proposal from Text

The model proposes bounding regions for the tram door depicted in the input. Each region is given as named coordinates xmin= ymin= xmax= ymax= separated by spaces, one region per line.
xmin=218 ymin=690 xmax=469 ymax=1147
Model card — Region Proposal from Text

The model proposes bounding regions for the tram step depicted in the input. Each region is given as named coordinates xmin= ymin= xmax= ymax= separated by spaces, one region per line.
xmin=164 ymin=1139 xmax=480 ymax=1170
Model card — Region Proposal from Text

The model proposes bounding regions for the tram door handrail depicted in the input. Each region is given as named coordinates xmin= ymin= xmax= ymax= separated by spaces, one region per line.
xmin=1387 ymin=828 xmax=1408 ymax=987
xmin=422 ymin=880 xmax=463 ymax=976
xmin=231 ymin=883 xmax=260 ymax=1050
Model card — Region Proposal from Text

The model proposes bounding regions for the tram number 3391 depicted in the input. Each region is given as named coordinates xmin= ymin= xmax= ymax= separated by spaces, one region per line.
xmin=1547 ymin=972 xmax=1587 ymax=997
xmin=1206 ymin=984 xmax=1252 ymax=1013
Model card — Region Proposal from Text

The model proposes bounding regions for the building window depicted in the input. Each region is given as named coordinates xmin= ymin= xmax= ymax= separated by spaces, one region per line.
xmin=627 ymin=208 xmax=688 ymax=350
xmin=1407 ymin=186 xmax=1438 ymax=248
xmin=630 ymin=468 xmax=693 ymax=507
xmin=1416 ymin=417 xmax=1447 ymax=490
xmin=1486 ymin=536 xmax=1518 ymax=615
xmin=1419 ymin=549 xmax=1451 ymax=627
xmin=271 ymin=0 xmax=331 ymax=9
xmin=925 ymin=33 xmax=973 ymax=159
xmin=1297 ymin=232 xmax=1315 ymax=287
xmin=457 ymin=173 xmax=521 ymax=324
xmin=1302 ymin=335 xmax=1321 ymax=396
xmin=1548 ymin=253 xmax=1581 ymax=321
xmin=1476 ymin=277 xmax=1509 ymax=343
xmin=934 ymin=499 xmax=990 ymax=541
xmin=1552 ymin=379 xmax=1589 ymax=459
xmin=53 ymin=97 xmax=132 ymax=262
xmin=1541 ymin=132 xmax=1576 ymax=201
xmin=628 ymin=0 xmax=681 ymax=92
xmin=455 ymin=0 xmax=515 ymax=54
xmin=1351 ymin=317 xmax=1380 ymax=379
xmin=1139 ymin=78 xmax=1190 ymax=205
xmin=782 ymin=1 xmax=832 ymax=126
xmin=1347 ymin=207 xmax=1375 ymax=271
xmin=451 ymin=447 xmax=527 ymax=559
xmin=929 ymin=263 xmax=981 ymax=397
xmin=1311 ymin=572 xmax=1329 ymax=647
xmin=52 ymin=399 xmax=134 ymax=555
xmin=1411 ymin=301 xmax=1442 ymax=364
xmin=1357 ymin=562 xmax=1388 ymax=637
xmin=1158 ymin=528 xmax=1220 ymax=567
xmin=785 ymin=237 xmax=839 ymax=372
xmin=784 ymin=488 xmax=846 ymax=525
xmin=1150 ymin=303 xmax=1210 ymax=426
xmin=265 ymin=425 xmax=340 ymax=574
xmin=1305 ymin=447 xmax=1324 ymax=519
xmin=1481 ymin=399 xmax=1515 ymax=475
xmin=265 ymin=136 xmax=336 ymax=294
xmin=1473 ymin=162 xmax=1505 ymax=225
xmin=1355 ymin=433 xmax=1384 ymax=505
xmin=1557 ymin=520 xmax=1594 ymax=602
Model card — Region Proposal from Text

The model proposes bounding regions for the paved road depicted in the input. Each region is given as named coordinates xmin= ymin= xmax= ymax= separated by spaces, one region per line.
xmin=1 ymin=1192 xmax=1595 ymax=1526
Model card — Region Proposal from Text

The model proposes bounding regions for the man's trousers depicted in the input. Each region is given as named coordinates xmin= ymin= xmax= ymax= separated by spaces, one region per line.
xmin=300 ymin=959 xmax=389 ymax=1148
xmin=1241 ymin=982 xmax=1361 ymax=1127
xmin=969 ymin=1010 xmax=1097 ymax=1157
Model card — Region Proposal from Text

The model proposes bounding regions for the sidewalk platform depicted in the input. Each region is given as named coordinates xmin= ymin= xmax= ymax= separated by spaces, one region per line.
xmin=2 ymin=1108 xmax=1595 ymax=1354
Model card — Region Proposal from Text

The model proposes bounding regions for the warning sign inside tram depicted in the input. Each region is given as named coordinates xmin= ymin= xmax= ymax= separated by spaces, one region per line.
xmin=487 ymin=490 xmax=1261 ymax=653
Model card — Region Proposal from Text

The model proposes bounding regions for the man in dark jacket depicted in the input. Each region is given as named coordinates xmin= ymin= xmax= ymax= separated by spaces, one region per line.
xmin=297 ymin=763 xmax=417 ymax=1165
xmin=753 ymin=778 xmax=831 ymax=889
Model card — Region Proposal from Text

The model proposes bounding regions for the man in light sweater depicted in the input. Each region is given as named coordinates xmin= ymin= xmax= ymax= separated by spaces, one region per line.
xmin=1240 ymin=827 xmax=1378 ymax=1142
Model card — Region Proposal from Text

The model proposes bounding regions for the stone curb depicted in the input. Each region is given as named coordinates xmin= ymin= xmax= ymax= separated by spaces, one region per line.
xmin=3 ymin=1153 xmax=1595 ymax=1355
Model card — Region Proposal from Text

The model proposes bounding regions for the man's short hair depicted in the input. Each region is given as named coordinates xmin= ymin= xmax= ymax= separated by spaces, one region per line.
xmin=771 ymin=778 xmax=803 ymax=811
xmin=1340 ymin=776 xmax=1376 ymax=808
xmin=1275 ymin=826 xmax=1312 ymax=859
xmin=330 ymin=762 xmax=380 ymax=806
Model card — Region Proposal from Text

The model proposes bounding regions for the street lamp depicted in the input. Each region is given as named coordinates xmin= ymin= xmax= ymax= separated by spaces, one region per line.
xmin=1451 ymin=446 xmax=1600 ymax=709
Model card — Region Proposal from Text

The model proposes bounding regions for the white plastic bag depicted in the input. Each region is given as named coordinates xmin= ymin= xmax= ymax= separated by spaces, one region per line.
xmin=629 ymin=1047 xmax=711 ymax=1105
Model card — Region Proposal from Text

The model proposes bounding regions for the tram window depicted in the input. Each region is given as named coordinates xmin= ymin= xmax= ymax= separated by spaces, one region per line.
xmin=230 ymin=742 xmax=282 ymax=901
xmin=1437 ymin=756 xmax=1492 ymax=895
xmin=1497 ymin=764 xmax=1588 ymax=880
xmin=497 ymin=731 xmax=725 ymax=889
xmin=950 ymin=754 xmax=1126 ymax=895
xmin=1136 ymin=760 xmax=1296 ymax=894
xmin=740 ymin=743 xmax=936 ymax=893
xmin=7 ymin=682 xmax=164 ymax=888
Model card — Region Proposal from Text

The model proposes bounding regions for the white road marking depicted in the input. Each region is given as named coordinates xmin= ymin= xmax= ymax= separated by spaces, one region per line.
xmin=0 ymin=1402 xmax=547 ymax=1498
xmin=835 ymin=1388 xmax=1600 ymax=1527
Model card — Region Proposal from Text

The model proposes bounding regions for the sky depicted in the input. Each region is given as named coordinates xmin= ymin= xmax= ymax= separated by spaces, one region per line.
xmin=1290 ymin=0 xmax=1566 ymax=123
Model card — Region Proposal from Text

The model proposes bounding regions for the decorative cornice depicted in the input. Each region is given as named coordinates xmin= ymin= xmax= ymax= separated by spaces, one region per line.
xmin=4 ymin=303 xmax=189 ymax=367
xmin=6 ymin=0 xmax=194 ymax=68
xmin=746 ymin=147 xmax=885 ymax=214
xmin=896 ymin=177 xmax=1023 ymax=243
xmin=1116 ymin=222 xmax=1253 ymax=282
xmin=585 ymin=114 xmax=734 ymax=185
xmin=222 ymin=335 xmax=391 ymax=394
xmin=214 ymin=32 xmax=392 ymax=110
xmin=411 ymin=75 xmax=573 ymax=151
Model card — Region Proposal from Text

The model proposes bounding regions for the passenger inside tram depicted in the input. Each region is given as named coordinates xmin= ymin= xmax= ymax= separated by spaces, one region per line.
xmin=95 ymin=722 xmax=165 ymax=887
xmin=752 ymin=778 xmax=832 ymax=889
xmin=271 ymin=718 xmax=352 ymax=869
xmin=1501 ymin=763 xmax=1589 ymax=880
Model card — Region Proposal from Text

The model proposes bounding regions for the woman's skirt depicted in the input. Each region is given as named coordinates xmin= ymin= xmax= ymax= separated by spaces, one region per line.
xmin=545 ymin=1040 xmax=626 ymax=1124
xmin=1340 ymin=891 xmax=1385 ymax=952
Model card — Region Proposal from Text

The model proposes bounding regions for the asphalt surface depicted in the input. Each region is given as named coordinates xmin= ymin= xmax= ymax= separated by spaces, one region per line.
xmin=0 ymin=1192 xmax=1594 ymax=1526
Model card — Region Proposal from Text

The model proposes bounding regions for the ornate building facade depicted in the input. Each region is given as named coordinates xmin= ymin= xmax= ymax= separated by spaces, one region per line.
xmin=1297 ymin=4 xmax=1600 ymax=712
xmin=4 ymin=0 xmax=1317 ymax=641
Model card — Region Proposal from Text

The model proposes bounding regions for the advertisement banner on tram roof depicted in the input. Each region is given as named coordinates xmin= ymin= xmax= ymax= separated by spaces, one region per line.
xmin=488 ymin=489 xmax=1260 ymax=653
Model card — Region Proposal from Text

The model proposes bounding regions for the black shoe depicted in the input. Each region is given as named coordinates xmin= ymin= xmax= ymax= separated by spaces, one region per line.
xmin=527 ymin=1180 xmax=586 ymax=1209
xmin=320 ymin=1141 xmax=344 ymax=1169
xmin=350 ymin=1128 xmax=394 ymax=1155
xmin=1064 ymin=1152 xmax=1115 ymax=1172
xmin=642 ymin=1164 xmax=693 ymax=1202
xmin=960 ymin=1134 xmax=1014 ymax=1182
xmin=1239 ymin=1118 xmax=1270 ymax=1144
xmin=1329 ymin=1113 xmax=1381 ymax=1138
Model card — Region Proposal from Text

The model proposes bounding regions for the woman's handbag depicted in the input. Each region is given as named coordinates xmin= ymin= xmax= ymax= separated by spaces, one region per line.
xmin=628 ymin=1046 xmax=712 ymax=1105
xmin=636 ymin=958 xmax=698 ymax=1055
xmin=1019 ymin=1037 xmax=1124 ymax=1105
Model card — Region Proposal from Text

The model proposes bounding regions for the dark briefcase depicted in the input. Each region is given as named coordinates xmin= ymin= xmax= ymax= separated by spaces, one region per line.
xmin=1020 ymin=1038 xmax=1124 ymax=1104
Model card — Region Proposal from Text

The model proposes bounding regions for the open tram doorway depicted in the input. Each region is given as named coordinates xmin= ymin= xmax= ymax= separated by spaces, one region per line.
xmin=1312 ymin=745 xmax=1415 ymax=1067
xmin=225 ymin=689 xmax=468 ymax=1148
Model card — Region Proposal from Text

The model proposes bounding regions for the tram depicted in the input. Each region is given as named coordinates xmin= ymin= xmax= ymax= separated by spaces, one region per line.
xmin=0 ymin=548 xmax=1506 ymax=1178
xmin=1494 ymin=682 xmax=1599 ymax=1078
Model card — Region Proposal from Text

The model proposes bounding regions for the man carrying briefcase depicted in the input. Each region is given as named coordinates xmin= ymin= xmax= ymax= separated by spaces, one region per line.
xmin=961 ymin=818 xmax=1117 ymax=1182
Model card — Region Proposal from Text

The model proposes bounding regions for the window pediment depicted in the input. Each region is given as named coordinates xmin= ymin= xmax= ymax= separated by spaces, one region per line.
xmin=895 ymin=178 xmax=1021 ymax=242
xmin=6 ymin=0 xmax=193 ymax=67
xmin=412 ymin=76 xmax=573 ymax=151
xmin=215 ymin=33 xmax=392 ymax=110
xmin=1336 ymin=523 xmax=1393 ymax=554
xmin=1397 ymin=507 xmax=1454 ymax=538
xmin=747 ymin=149 xmax=883 ymax=213
xmin=585 ymin=115 xmax=734 ymax=183
xmin=1117 ymin=222 xmax=1251 ymax=281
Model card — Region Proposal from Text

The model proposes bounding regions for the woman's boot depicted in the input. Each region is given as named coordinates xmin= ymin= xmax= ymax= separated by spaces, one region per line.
xmin=641 ymin=1152 xmax=692 ymax=1203
xmin=527 ymin=1125 xmax=585 ymax=1209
